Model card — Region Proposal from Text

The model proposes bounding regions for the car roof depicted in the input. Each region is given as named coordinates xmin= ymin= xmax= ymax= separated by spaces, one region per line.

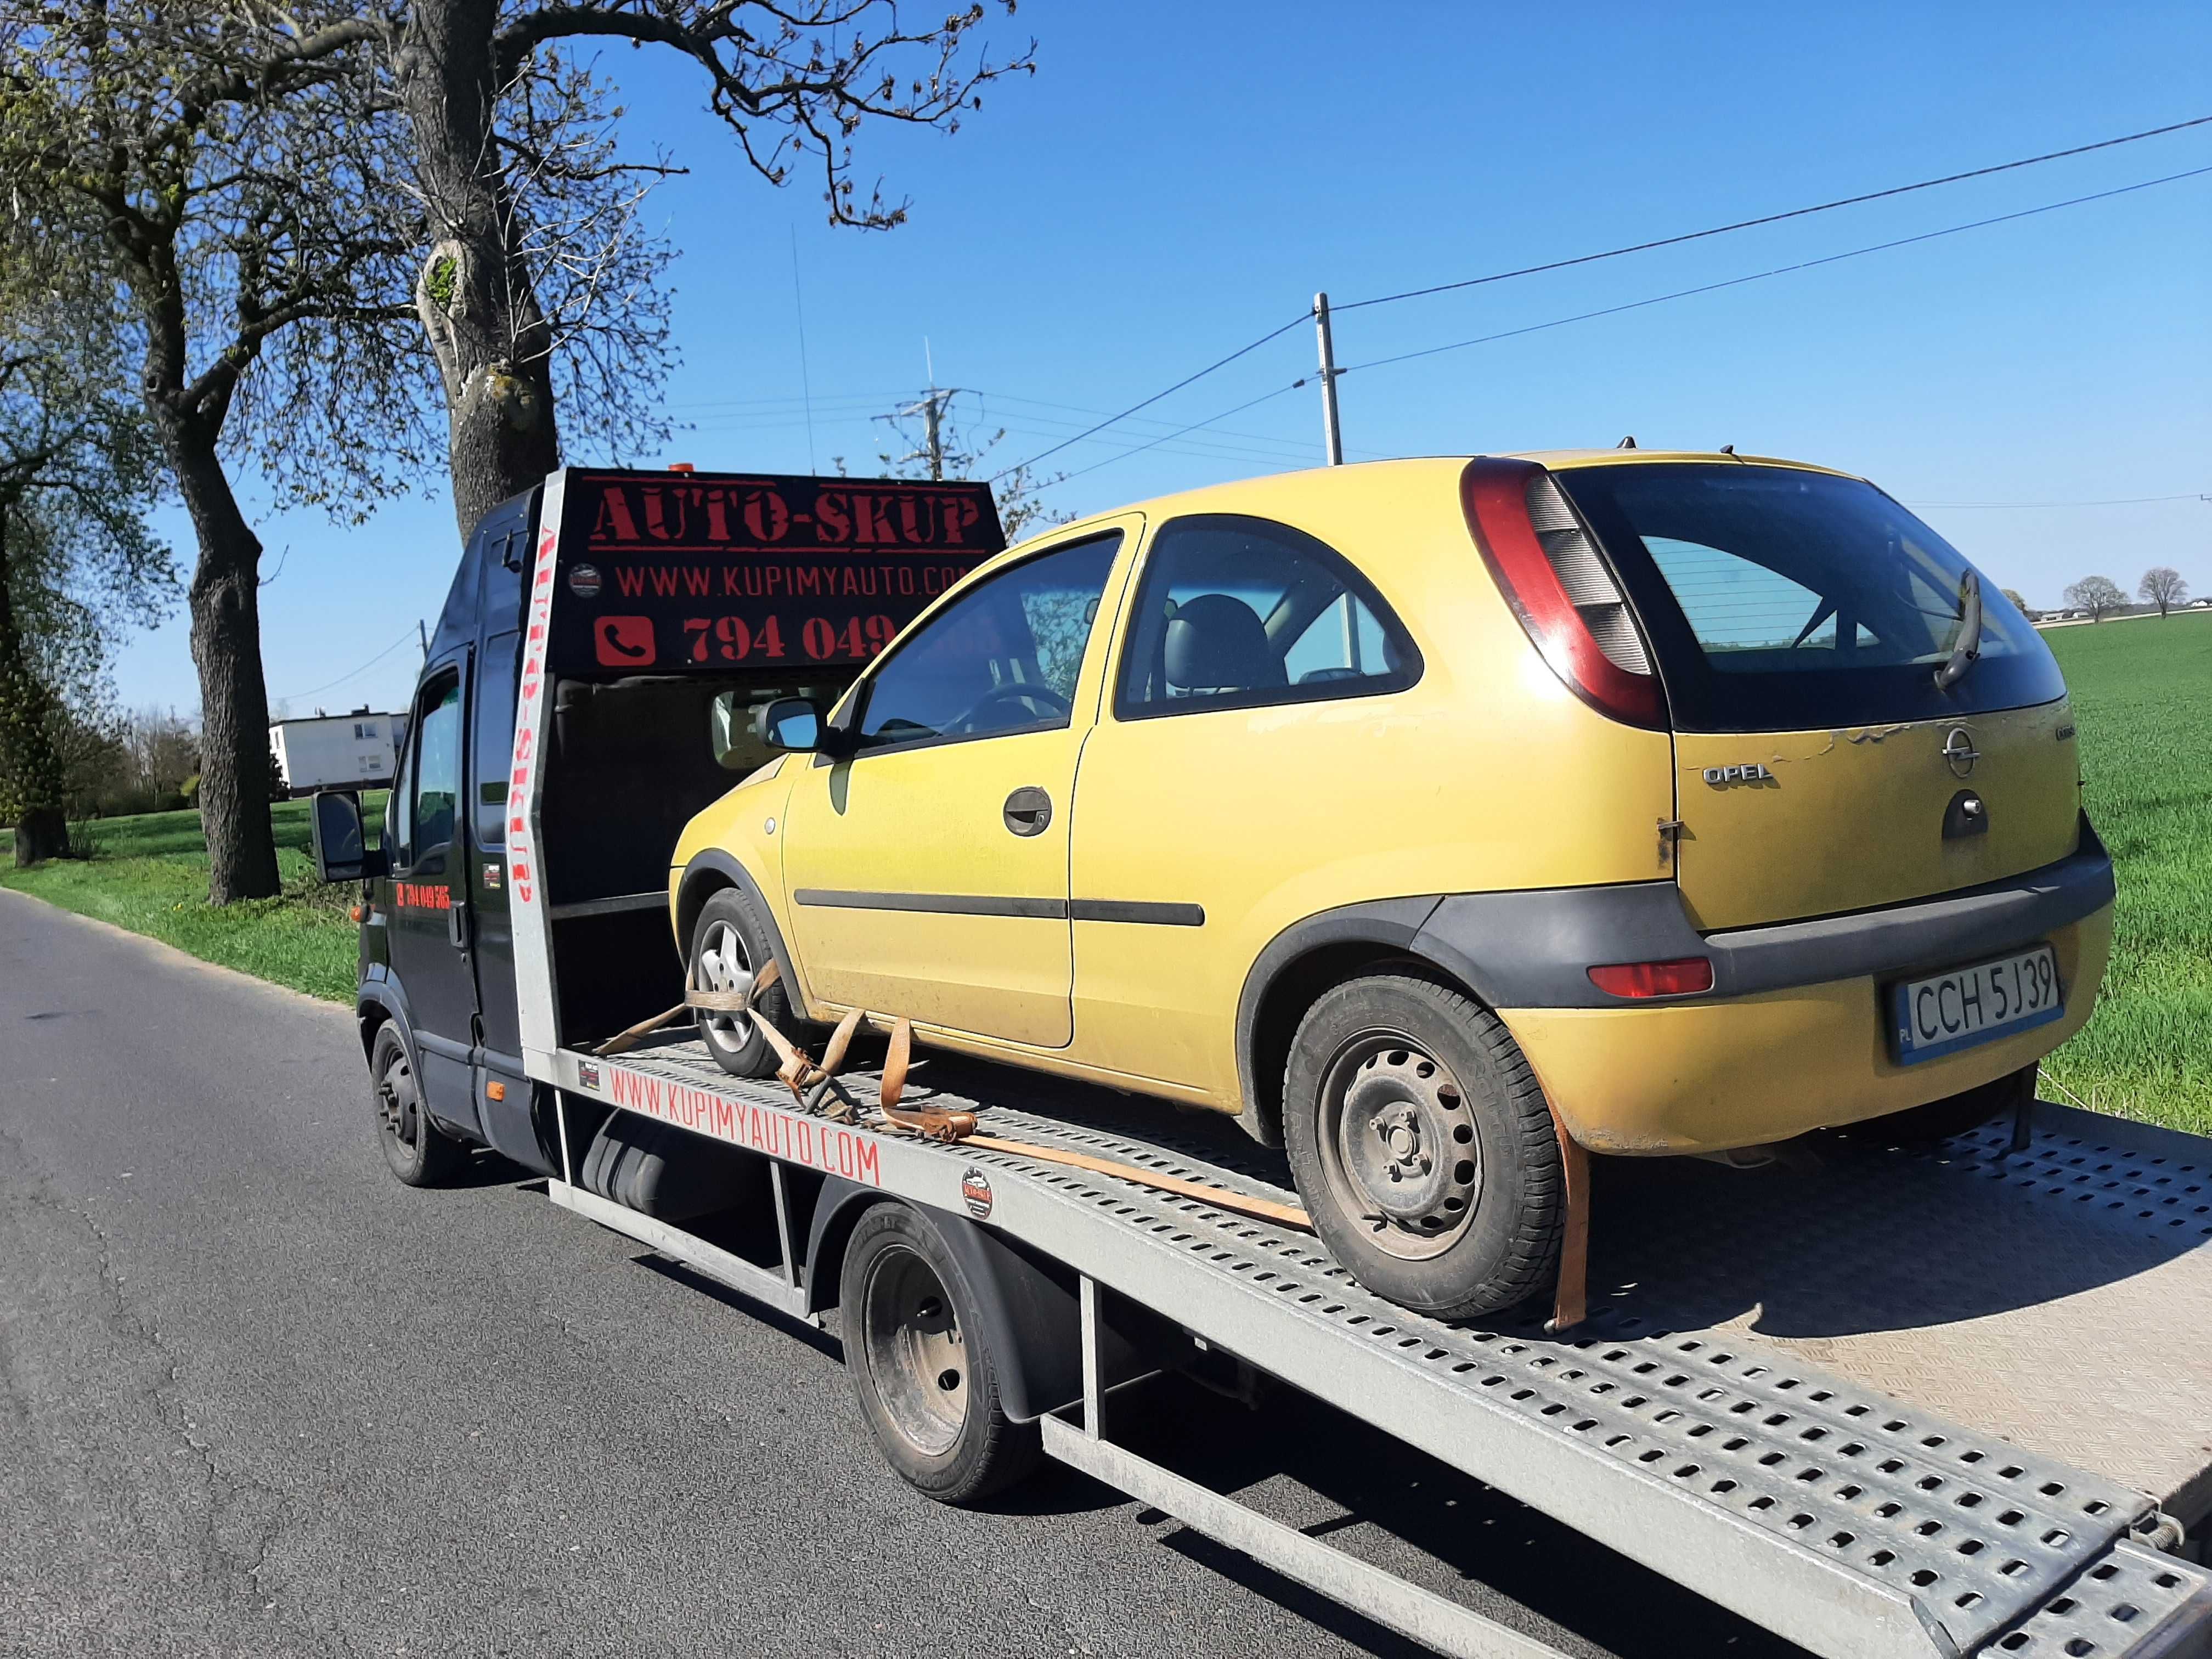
xmin=1003 ymin=449 xmax=1862 ymax=555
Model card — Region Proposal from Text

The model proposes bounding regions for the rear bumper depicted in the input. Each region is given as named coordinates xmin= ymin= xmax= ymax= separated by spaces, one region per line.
xmin=1456 ymin=816 xmax=2117 ymax=1154
xmin=1416 ymin=814 xmax=2113 ymax=1010
xmin=1504 ymin=904 xmax=2112 ymax=1154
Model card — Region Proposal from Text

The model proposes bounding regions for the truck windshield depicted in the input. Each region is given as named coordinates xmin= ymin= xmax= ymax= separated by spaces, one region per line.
xmin=1552 ymin=463 xmax=2064 ymax=732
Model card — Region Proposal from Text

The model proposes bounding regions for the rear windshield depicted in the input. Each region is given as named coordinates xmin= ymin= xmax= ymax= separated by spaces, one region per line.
xmin=1551 ymin=463 xmax=2064 ymax=732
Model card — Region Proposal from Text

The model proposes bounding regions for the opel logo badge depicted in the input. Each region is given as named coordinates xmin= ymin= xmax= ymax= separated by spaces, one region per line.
xmin=1942 ymin=727 xmax=1980 ymax=778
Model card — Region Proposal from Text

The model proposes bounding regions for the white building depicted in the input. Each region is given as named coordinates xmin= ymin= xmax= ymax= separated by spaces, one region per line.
xmin=269 ymin=707 xmax=400 ymax=795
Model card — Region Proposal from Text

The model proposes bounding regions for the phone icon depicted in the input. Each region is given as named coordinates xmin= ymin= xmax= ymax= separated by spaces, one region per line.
xmin=595 ymin=616 xmax=656 ymax=667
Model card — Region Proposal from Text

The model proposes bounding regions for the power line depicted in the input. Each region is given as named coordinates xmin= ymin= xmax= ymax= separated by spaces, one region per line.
xmin=989 ymin=313 xmax=1311 ymax=482
xmin=274 ymin=630 xmax=415 ymax=703
xmin=1908 ymin=493 xmax=2210 ymax=509
xmin=1335 ymin=114 xmax=2212 ymax=314
xmin=1336 ymin=164 xmax=2212 ymax=377
xmin=1050 ymin=383 xmax=1310 ymax=486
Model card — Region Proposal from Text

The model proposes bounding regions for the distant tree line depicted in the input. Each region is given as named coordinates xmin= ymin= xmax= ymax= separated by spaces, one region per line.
xmin=2051 ymin=569 xmax=2192 ymax=622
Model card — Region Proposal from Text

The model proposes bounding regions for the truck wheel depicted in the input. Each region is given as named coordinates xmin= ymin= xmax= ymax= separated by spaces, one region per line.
xmin=370 ymin=1022 xmax=464 ymax=1187
xmin=1283 ymin=973 xmax=1562 ymax=1321
xmin=687 ymin=888 xmax=798 ymax=1078
xmin=1841 ymin=1063 xmax=2035 ymax=1147
xmin=839 ymin=1203 xmax=1039 ymax=1504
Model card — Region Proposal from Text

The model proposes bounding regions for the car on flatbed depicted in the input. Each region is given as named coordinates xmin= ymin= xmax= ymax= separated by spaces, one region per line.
xmin=670 ymin=450 xmax=2113 ymax=1319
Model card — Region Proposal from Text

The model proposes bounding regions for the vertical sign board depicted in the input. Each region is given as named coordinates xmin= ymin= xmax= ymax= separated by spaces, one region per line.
xmin=509 ymin=469 xmax=1005 ymax=1068
xmin=510 ymin=470 xmax=572 ymax=1066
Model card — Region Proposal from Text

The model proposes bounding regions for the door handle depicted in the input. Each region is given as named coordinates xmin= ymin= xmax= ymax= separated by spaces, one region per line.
xmin=448 ymin=896 xmax=471 ymax=951
xmin=1002 ymin=787 xmax=1053 ymax=837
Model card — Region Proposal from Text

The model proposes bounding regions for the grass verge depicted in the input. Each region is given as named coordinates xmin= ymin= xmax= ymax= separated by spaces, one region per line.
xmin=2039 ymin=612 xmax=2212 ymax=1136
xmin=1 ymin=797 xmax=383 ymax=1004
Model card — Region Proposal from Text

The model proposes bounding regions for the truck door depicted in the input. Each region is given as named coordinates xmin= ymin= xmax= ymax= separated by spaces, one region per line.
xmin=386 ymin=657 xmax=483 ymax=1137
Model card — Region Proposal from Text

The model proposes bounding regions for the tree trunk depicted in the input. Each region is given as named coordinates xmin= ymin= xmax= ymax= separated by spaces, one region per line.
xmin=0 ymin=501 xmax=71 ymax=866
xmin=402 ymin=0 xmax=562 ymax=540
xmin=13 ymin=805 xmax=65 ymax=866
xmin=170 ymin=429 xmax=280 ymax=902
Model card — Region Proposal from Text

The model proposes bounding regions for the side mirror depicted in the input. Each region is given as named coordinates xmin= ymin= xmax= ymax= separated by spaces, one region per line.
xmin=310 ymin=789 xmax=387 ymax=883
xmin=757 ymin=697 xmax=822 ymax=753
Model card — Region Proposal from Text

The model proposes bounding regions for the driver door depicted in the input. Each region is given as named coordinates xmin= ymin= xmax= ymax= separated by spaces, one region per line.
xmin=781 ymin=528 xmax=1130 ymax=1048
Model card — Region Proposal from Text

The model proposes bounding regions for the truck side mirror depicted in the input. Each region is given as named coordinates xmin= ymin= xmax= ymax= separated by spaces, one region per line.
xmin=758 ymin=697 xmax=822 ymax=753
xmin=310 ymin=789 xmax=387 ymax=883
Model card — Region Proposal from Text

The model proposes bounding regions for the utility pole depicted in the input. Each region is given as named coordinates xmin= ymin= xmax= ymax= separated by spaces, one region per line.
xmin=1313 ymin=291 xmax=1344 ymax=466
xmin=882 ymin=385 xmax=961 ymax=481
xmin=417 ymin=618 xmax=430 ymax=662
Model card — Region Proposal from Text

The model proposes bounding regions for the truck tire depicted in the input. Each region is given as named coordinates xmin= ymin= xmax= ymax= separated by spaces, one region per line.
xmin=1841 ymin=1063 xmax=2036 ymax=1148
xmin=839 ymin=1203 xmax=1040 ymax=1504
xmin=1283 ymin=973 xmax=1562 ymax=1321
xmin=369 ymin=1022 xmax=465 ymax=1187
xmin=688 ymin=888 xmax=800 ymax=1078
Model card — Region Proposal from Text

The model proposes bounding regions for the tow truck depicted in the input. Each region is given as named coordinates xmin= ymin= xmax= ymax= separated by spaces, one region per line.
xmin=311 ymin=465 xmax=2212 ymax=1659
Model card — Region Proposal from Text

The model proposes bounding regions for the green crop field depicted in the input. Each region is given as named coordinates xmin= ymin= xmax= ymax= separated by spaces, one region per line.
xmin=2037 ymin=612 xmax=2212 ymax=1135
xmin=3 ymin=617 xmax=2206 ymax=1134
xmin=1 ymin=794 xmax=385 ymax=1003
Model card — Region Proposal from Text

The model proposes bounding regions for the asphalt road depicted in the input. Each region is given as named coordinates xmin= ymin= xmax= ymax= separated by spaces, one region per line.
xmin=0 ymin=889 xmax=1807 ymax=1659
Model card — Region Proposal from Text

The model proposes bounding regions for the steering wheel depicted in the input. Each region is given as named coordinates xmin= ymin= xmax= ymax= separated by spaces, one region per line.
xmin=947 ymin=681 xmax=1072 ymax=734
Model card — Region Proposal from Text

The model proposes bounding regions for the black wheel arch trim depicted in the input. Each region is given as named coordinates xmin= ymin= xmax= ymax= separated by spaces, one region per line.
xmin=675 ymin=849 xmax=815 ymax=1023
xmin=1234 ymin=812 xmax=2114 ymax=1142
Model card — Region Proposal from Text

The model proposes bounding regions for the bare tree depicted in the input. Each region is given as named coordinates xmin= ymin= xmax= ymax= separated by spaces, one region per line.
xmin=1999 ymin=586 xmax=2038 ymax=621
xmin=2140 ymin=566 xmax=2188 ymax=618
xmin=0 ymin=240 xmax=176 ymax=864
xmin=398 ymin=1 xmax=1037 ymax=535
xmin=3 ymin=3 xmax=437 ymax=898
xmin=2063 ymin=575 xmax=2127 ymax=623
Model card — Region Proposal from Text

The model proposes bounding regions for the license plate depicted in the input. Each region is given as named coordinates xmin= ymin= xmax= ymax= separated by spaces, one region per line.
xmin=1891 ymin=944 xmax=2063 ymax=1065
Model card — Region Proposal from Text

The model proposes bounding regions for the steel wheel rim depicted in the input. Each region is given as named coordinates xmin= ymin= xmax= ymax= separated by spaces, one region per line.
xmin=691 ymin=919 xmax=751 ymax=1050
xmin=377 ymin=1049 xmax=422 ymax=1154
xmin=860 ymin=1245 xmax=968 ymax=1457
xmin=1316 ymin=1029 xmax=1482 ymax=1261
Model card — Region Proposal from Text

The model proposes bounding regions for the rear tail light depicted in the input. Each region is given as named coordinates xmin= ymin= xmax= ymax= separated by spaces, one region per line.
xmin=1588 ymin=957 xmax=1714 ymax=998
xmin=1462 ymin=457 xmax=1667 ymax=727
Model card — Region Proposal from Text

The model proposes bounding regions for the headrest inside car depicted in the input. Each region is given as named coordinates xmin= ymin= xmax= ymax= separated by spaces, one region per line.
xmin=1165 ymin=594 xmax=1286 ymax=694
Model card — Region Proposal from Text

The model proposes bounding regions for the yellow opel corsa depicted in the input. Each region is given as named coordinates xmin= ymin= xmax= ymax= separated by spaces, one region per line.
xmin=669 ymin=452 xmax=2113 ymax=1318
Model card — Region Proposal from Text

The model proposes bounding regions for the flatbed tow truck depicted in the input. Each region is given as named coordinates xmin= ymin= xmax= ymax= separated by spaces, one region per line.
xmin=322 ymin=467 xmax=2212 ymax=1659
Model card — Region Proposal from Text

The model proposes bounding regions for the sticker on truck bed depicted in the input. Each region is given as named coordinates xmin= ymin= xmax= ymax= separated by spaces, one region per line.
xmin=591 ymin=1058 xmax=883 ymax=1186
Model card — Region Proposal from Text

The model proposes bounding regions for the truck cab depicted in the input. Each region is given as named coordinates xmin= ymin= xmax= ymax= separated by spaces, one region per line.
xmin=311 ymin=467 xmax=1005 ymax=1176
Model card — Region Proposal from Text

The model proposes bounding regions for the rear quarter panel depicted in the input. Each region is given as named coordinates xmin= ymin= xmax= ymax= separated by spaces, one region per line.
xmin=1068 ymin=460 xmax=1677 ymax=1105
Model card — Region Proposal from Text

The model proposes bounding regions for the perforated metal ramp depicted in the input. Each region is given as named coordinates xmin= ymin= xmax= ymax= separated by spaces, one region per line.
xmin=558 ymin=1038 xmax=2212 ymax=1659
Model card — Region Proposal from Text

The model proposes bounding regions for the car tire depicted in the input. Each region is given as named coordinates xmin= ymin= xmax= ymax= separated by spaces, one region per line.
xmin=688 ymin=887 xmax=801 ymax=1079
xmin=1283 ymin=973 xmax=1562 ymax=1321
xmin=839 ymin=1203 xmax=1040 ymax=1504
xmin=370 ymin=1021 xmax=465 ymax=1187
xmin=1840 ymin=1063 xmax=2036 ymax=1148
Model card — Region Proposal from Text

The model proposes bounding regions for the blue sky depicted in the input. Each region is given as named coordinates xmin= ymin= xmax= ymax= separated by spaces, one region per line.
xmin=123 ymin=1 xmax=2211 ymax=719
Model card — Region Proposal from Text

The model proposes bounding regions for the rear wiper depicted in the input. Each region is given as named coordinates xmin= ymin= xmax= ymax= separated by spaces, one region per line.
xmin=1933 ymin=569 xmax=1983 ymax=691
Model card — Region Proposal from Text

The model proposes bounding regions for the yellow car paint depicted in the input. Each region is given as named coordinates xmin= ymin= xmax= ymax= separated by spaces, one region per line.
xmin=670 ymin=452 xmax=2111 ymax=1158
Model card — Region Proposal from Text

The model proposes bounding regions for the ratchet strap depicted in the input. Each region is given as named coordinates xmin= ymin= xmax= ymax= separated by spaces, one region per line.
xmin=593 ymin=962 xmax=1314 ymax=1233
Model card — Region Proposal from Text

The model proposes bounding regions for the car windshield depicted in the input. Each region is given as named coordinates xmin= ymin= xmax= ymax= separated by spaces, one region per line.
xmin=1551 ymin=463 xmax=2065 ymax=732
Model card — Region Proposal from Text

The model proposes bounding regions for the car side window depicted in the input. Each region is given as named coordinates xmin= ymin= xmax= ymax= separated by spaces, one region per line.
xmin=851 ymin=532 xmax=1122 ymax=753
xmin=408 ymin=676 xmax=463 ymax=872
xmin=1114 ymin=515 xmax=1420 ymax=719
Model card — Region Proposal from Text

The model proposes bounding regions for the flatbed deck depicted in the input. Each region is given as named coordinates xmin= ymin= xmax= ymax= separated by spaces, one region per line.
xmin=538 ymin=1031 xmax=2212 ymax=1659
